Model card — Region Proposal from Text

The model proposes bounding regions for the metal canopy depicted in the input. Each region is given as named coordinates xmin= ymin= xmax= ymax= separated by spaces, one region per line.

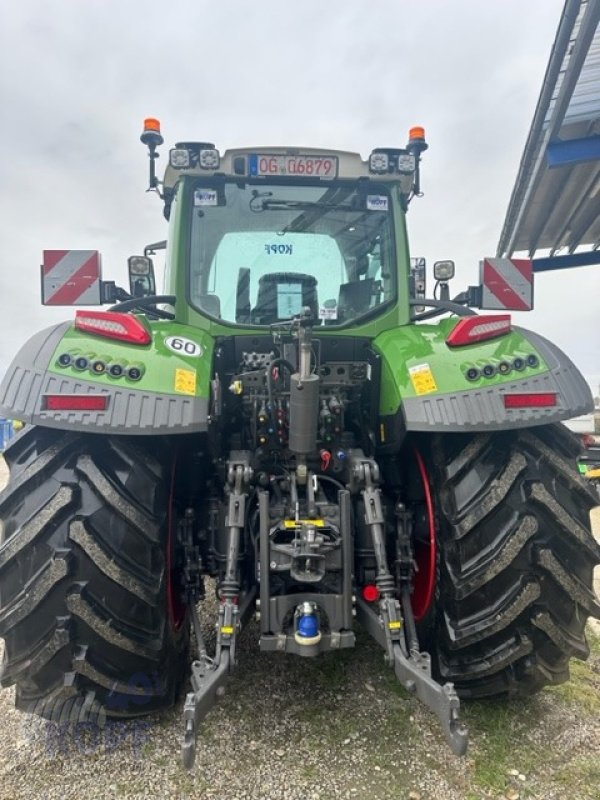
xmin=497 ymin=0 xmax=600 ymax=258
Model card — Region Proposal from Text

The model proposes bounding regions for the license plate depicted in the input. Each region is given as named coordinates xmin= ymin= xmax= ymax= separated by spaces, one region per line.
xmin=248 ymin=154 xmax=338 ymax=179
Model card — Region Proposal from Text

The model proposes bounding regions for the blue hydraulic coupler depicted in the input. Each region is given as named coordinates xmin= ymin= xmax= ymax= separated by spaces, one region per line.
xmin=294 ymin=601 xmax=322 ymax=645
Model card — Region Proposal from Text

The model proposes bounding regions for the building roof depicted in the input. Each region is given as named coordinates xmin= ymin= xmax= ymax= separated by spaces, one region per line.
xmin=497 ymin=0 xmax=600 ymax=257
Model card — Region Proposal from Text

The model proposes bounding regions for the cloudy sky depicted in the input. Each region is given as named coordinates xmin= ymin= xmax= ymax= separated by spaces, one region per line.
xmin=1 ymin=0 xmax=598 ymax=391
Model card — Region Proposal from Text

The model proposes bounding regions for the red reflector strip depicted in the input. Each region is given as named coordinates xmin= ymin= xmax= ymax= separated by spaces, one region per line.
xmin=44 ymin=394 xmax=109 ymax=411
xmin=446 ymin=314 xmax=511 ymax=347
xmin=75 ymin=310 xmax=151 ymax=345
xmin=503 ymin=393 xmax=557 ymax=409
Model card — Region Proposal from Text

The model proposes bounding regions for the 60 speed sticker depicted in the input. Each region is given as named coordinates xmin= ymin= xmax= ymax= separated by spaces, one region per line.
xmin=165 ymin=336 xmax=203 ymax=357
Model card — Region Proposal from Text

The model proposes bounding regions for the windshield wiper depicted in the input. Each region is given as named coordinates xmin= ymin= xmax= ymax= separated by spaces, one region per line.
xmin=262 ymin=199 xmax=354 ymax=211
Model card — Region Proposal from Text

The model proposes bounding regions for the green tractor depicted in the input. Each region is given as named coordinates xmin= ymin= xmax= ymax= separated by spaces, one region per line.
xmin=0 ymin=120 xmax=598 ymax=767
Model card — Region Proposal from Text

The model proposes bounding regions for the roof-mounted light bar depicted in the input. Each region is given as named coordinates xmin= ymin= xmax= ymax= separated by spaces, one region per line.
xmin=169 ymin=141 xmax=219 ymax=171
xmin=367 ymin=126 xmax=426 ymax=202
xmin=369 ymin=148 xmax=416 ymax=175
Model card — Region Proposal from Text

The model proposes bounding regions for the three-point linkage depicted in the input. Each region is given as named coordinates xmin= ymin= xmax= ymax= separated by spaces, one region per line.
xmin=181 ymin=454 xmax=254 ymax=769
xmin=349 ymin=451 xmax=468 ymax=757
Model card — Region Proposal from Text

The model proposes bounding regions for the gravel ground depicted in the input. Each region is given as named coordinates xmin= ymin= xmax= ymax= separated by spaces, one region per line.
xmin=1 ymin=455 xmax=599 ymax=800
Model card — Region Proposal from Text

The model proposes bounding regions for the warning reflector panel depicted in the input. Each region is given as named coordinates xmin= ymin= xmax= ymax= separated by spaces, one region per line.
xmin=41 ymin=250 xmax=102 ymax=306
xmin=479 ymin=258 xmax=533 ymax=311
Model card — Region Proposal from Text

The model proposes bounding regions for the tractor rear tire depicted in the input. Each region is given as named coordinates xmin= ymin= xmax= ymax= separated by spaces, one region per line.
xmin=0 ymin=426 xmax=189 ymax=721
xmin=429 ymin=423 xmax=600 ymax=698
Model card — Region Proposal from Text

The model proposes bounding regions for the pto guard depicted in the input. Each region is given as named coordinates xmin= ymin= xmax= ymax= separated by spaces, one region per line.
xmin=0 ymin=321 xmax=210 ymax=435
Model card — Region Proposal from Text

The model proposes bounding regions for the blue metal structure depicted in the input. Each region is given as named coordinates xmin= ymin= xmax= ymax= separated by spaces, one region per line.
xmin=498 ymin=0 xmax=600 ymax=260
xmin=546 ymin=134 xmax=600 ymax=168
xmin=533 ymin=249 xmax=600 ymax=271
xmin=0 ymin=418 xmax=14 ymax=452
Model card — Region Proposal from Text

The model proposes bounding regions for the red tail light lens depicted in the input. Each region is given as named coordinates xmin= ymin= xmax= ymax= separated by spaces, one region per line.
xmin=43 ymin=394 xmax=109 ymax=411
xmin=362 ymin=584 xmax=381 ymax=603
xmin=446 ymin=314 xmax=511 ymax=347
xmin=75 ymin=311 xmax=151 ymax=345
xmin=503 ymin=393 xmax=557 ymax=409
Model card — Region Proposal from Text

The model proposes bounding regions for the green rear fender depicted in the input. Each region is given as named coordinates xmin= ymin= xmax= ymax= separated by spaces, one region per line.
xmin=0 ymin=318 xmax=214 ymax=435
xmin=374 ymin=318 xmax=592 ymax=436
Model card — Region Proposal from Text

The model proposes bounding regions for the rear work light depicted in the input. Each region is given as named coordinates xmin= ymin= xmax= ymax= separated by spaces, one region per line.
xmin=446 ymin=314 xmax=512 ymax=347
xmin=503 ymin=393 xmax=557 ymax=409
xmin=75 ymin=311 xmax=151 ymax=345
xmin=44 ymin=394 xmax=109 ymax=411
xmin=199 ymin=148 xmax=220 ymax=169
xmin=369 ymin=151 xmax=389 ymax=173
xmin=169 ymin=148 xmax=191 ymax=169
xmin=582 ymin=433 xmax=600 ymax=448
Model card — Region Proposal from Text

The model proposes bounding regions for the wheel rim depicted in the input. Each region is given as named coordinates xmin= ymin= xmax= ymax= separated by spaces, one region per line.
xmin=411 ymin=447 xmax=437 ymax=622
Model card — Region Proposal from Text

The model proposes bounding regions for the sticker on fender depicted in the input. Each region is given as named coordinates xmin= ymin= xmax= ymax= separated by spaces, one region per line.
xmin=409 ymin=363 xmax=438 ymax=395
xmin=165 ymin=335 xmax=203 ymax=357
xmin=174 ymin=368 xmax=197 ymax=395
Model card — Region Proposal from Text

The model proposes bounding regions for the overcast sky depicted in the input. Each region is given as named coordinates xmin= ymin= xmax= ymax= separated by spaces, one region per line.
xmin=1 ymin=0 xmax=598 ymax=391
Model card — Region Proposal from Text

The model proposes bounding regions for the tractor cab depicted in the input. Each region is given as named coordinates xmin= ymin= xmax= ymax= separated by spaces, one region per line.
xmin=140 ymin=119 xmax=429 ymax=334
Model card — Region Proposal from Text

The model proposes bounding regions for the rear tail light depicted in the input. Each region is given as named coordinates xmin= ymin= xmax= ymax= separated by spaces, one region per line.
xmin=75 ymin=311 xmax=151 ymax=345
xmin=446 ymin=314 xmax=511 ymax=347
xmin=43 ymin=394 xmax=109 ymax=411
xmin=362 ymin=584 xmax=380 ymax=603
xmin=503 ymin=393 xmax=557 ymax=409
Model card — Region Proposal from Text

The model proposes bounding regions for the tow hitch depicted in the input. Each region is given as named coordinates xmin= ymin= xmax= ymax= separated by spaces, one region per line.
xmin=181 ymin=449 xmax=467 ymax=769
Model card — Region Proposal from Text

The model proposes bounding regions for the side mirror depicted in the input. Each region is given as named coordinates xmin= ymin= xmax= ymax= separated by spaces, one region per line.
xmin=410 ymin=256 xmax=426 ymax=311
xmin=128 ymin=256 xmax=156 ymax=298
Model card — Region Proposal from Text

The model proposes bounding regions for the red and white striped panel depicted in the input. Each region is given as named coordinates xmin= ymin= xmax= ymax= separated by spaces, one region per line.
xmin=42 ymin=250 xmax=102 ymax=306
xmin=480 ymin=257 xmax=533 ymax=311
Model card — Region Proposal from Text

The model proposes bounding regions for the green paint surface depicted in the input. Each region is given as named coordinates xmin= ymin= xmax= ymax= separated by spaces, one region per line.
xmin=375 ymin=318 xmax=548 ymax=415
xmin=48 ymin=320 xmax=215 ymax=398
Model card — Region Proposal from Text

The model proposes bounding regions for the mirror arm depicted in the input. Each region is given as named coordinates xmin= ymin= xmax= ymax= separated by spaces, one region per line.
xmin=100 ymin=281 xmax=132 ymax=304
xmin=465 ymin=285 xmax=482 ymax=308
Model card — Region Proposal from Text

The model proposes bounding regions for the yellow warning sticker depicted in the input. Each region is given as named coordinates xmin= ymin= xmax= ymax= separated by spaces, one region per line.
xmin=388 ymin=620 xmax=402 ymax=630
xmin=409 ymin=363 xmax=438 ymax=395
xmin=220 ymin=626 xmax=234 ymax=635
xmin=174 ymin=368 xmax=197 ymax=395
xmin=283 ymin=519 xmax=325 ymax=528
